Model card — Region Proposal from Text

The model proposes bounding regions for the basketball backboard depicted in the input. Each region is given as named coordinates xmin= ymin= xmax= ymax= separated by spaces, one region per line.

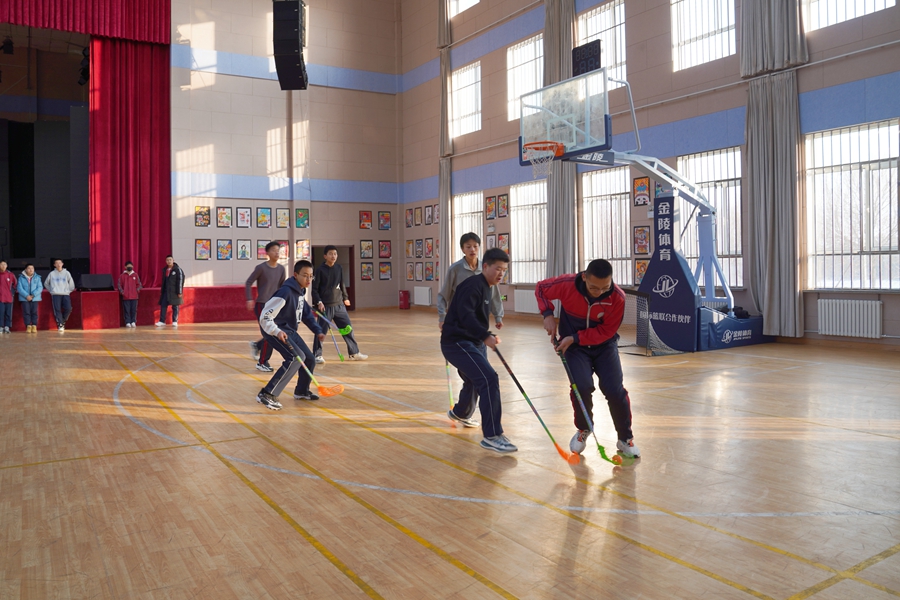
xmin=519 ymin=68 xmax=612 ymax=167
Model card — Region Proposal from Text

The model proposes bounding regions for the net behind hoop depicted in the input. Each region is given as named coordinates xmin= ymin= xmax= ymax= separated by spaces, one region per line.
xmin=522 ymin=142 xmax=564 ymax=179
xmin=619 ymin=288 xmax=683 ymax=356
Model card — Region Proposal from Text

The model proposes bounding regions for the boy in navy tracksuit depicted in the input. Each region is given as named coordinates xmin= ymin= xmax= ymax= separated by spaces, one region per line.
xmin=256 ymin=260 xmax=325 ymax=410
xmin=441 ymin=248 xmax=516 ymax=453
xmin=535 ymin=258 xmax=640 ymax=459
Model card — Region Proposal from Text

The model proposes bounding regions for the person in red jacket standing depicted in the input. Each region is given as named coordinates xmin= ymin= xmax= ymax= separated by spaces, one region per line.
xmin=118 ymin=261 xmax=143 ymax=328
xmin=0 ymin=260 xmax=16 ymax=333
xmin=536 ymin=258 xmax=640 ymax=460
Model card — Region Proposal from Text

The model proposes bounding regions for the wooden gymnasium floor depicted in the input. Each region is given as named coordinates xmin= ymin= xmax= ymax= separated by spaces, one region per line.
xmin=1 ymin=308 xmax=899 ymax=600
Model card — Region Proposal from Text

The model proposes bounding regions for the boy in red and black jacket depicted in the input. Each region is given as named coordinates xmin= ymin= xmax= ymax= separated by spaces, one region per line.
xmin=118 ymin=261 xmax=143 ymax=327
xmin=536 ymin=258 xmax=640 ymax=459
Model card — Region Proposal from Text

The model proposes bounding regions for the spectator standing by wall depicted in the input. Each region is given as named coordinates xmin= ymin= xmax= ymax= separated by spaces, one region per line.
xmin=46 ymin=259 xmax=75 ymax=332
xmin=17 ymin=264 xmax=43 ymax=333
xmin=157 ymin=255 xmax=184 ymax=327
xmin=118 ymin=261 xmax=143 ymax=328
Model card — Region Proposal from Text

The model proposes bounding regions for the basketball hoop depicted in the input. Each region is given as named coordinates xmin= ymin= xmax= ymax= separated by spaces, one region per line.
xmin=522 ymin=141 xmax=565 ymax=179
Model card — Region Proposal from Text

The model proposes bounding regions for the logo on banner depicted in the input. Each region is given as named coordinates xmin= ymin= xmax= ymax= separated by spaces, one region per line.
xmin=652 ymin=275 xmax=679 ymax=298
xmin=722 ymin=328 xmax=754 ymax=343
xmin=722 ymin=330 xmax=733 ymax=343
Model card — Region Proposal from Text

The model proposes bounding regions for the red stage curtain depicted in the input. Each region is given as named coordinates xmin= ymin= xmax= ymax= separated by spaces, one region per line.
xmin=89 ymin=37 xmax=171 ymax=288
xmin=1 ymin=0 xmax=169 ymax=44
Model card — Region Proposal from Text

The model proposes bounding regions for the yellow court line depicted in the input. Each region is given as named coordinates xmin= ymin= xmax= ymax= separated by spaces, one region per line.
xmin=333 ymin=384 xmax=900 ymax=598
xmin=185 ymin=342 xmax=774 ymax=600
xmin=128 ymin=343 xmax=520 ymax=600
xmin=0 ymin=436 xmax=261 ymax=471
xmin=101 ymin=346 xmax=383 ymax=600
xmin=787 ymin=543 xmax=900 ymax=600
xmin=192 ymin=341 xmax=900 ymax=599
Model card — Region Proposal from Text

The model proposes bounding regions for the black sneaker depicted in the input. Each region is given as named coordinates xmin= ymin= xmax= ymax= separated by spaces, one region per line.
xmin=256 ymin=390 xmax=282 ymax=410
xmin=293 ymin=391 xmax=320 ymax=401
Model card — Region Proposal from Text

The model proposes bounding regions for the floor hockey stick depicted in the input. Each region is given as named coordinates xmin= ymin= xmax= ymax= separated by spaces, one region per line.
xmin=291 ymin=347 xmax=344 ymax=397
xmin=445 ymin=360 xmax=454 ymax=409
xmin=314 ymin=310 xmax=344 ymax=361
xmin=492 ymin=347 xmax=580 ymax=465
xmin=314 ymin=310 xmax=352 ymax=336
xmin=555 ymin=342 xmax=621 ymax=465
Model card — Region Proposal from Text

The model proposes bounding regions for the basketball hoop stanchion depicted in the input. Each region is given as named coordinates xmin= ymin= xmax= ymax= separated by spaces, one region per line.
xmin=522 ymin=141 xmax=565 ymax=179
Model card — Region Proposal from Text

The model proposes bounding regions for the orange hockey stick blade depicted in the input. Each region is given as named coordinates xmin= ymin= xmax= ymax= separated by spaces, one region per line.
xmin=555 ymin=443 xmax=581 ymax=465
xmin=317 ymin=384 xmax=344 ymax=397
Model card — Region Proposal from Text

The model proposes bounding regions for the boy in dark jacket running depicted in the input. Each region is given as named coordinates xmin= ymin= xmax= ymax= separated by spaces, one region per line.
xmin=311 ymin=245 xmax=366 ymax=362
xmin=441 ymin=248 xmax=515 ymax=453
xmin=118 ymin=261 xmax=143 ymax=327
xmin=535 ymin=259 xmax=640 ymax=459
xmin=256 ymin=260 xmax=326 ymax=410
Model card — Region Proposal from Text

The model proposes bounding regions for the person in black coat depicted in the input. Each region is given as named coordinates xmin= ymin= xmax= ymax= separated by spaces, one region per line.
xmin=157 ymin=255 xmax=185 ymax=327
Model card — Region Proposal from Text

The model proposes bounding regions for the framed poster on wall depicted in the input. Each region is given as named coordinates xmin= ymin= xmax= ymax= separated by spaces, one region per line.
xmin=378 ymin=211 xmax=391 ymax=230
xmin=295 ymin=208 xmax=309 ymax=228
xmin=236 ymin=239 xmax=252 ymax=260
xmin=379 ymin=262 xmax=391 ymax=280
xmin=195 ymin=239 xmax=211 ymax=260
xmin=195 ymin=206 xmax=210 ymax=227
xmin=237 ymin=207 xmax=252 ymax=228
xmin=361 ymin=262 xmax=374 ymax=280
xmin=216 ymin=207 xmax=232 ymax=228
xmin=360 ymin=240 xmax=374 ymax=259
xmin=257 ymin=208 xmax=272 ymax=228
xmin=359 ymin=211 xmax=372 ymax=229
xmin=276 ymin=208 xmax=290 ymax=228
xmin=216 ymin=239 xmax=232 ymax=260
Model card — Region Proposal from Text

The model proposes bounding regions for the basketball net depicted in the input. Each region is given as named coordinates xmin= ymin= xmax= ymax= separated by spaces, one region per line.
xmin=523 ymin=142 xmax=564 ymax=179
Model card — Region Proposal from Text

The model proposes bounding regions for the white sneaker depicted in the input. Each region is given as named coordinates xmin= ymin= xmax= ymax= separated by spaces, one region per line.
xmin=315 ymin=355 xmax=325 ymax=365
xmin=447 ymin=409 xmax=480 ymax=428
xmin=155 ymin=321 xmax=165 ymax=327
xmin=349 ymin=353 xmax=368 ymax=361
xmin=480 ymin=435 xmax=517 ymax=453
xmin=255 ymin=363 xmax=274 ymax=373
xmin=616 ymin=438 xmax=641 ymax=458
xmin=58 ymin=324 xmax=65 ymax=332
xmin=172 ymin=322 xmax=178 ymax=328
xmin=570 ymin=430 xmax=590 ymax=454
xmin=130 ymin=323 xmax=136 ymax=327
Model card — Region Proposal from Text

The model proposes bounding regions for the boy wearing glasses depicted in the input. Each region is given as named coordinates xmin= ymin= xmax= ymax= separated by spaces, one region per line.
xmin=256 ymin=260 xmax=325 ymax=410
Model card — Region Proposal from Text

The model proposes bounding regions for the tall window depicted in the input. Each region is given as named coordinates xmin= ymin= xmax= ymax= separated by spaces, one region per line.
xmin=804 ymin=0 xmax=896 ymax=32
xmin=449 ymin=0 xmax=479 ymax=18
xmin=582 ymin=167 xmax=632 ymax=284
xmin=676 ymin=147 xmax=743 ymax=287
xmin=507 ymin=35 xmax=543 ymax=120
xmin=576 ymin=0 xmax=626 ymax=88
xmin=452 ymin=191 xmax=484 ymax=262
xmin=510 ymin=181 xmax=547 ymax=284
xmin=451 ymin=62 xmax=481 ymax=138
xmin=805 ymin=120 xmax=899 ymax=290
xmin=670 ymin=0 xmax=735 ymax=71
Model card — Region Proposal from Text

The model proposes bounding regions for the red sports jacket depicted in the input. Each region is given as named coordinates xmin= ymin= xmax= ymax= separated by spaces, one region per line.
xmin=535 ymin=273 xmax=626 ymax=347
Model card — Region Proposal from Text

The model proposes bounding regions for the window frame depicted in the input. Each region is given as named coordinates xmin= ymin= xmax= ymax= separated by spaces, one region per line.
xmin=450 ymin=61 xmax=482 ymax=138
xmin=509 ymin=180 xmax=548 ymax=285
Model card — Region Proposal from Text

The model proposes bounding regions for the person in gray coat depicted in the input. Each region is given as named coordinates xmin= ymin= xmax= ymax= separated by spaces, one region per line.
xmin=157 ymin=255 xmax=185 ymax=327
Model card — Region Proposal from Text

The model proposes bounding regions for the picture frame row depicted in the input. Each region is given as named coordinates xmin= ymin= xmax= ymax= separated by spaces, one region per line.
xmin=194 ymin=239 xmax=311 ymax=261
xmin=359 ymin=211 xmax=392 ymax=230
xmin=405 ymin=204 xmax=439 ymax=228
xmin=485 ymin=194 xmax=508 ymax=220
xmin=405 ymin=262 xmax=439 ymax=282
xmin=360 ymin=262 xmax=392 ymax=281
xmin=195 ymin=207 xmax=310 ymax=229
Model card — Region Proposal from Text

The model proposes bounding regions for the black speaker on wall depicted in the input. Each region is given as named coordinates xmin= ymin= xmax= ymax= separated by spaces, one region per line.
xmin=273 ymin=0 xmax=308 ymax=90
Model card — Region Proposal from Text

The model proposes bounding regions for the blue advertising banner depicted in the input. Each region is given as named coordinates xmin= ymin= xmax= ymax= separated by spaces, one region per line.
xmin=636 ymin=195 xmax=700 ymax=352
xmin=698 ymin=309 xmax=775 ymax=350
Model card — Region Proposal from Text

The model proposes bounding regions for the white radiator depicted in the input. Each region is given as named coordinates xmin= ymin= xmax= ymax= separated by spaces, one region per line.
xmin=514 ymin=289 xmax=541 ymax=314
xmin=414 ymin=286 xmax=432 ymax=306
xmin=817 ymin=299 xmax=883 ymax=339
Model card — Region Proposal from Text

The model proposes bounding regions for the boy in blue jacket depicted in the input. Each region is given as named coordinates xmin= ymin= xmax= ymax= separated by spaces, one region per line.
xmin=441 ymin=248 xmax=514 ymax=453
xmin=17 ymin=264 xmax=43 ymax=333
xmin=256 ymin=260 xmax=326 ymax=410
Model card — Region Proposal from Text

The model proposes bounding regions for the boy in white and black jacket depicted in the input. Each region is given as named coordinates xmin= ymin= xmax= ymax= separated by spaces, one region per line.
xmin=256 ymin=260 xmax=325 ymax=411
